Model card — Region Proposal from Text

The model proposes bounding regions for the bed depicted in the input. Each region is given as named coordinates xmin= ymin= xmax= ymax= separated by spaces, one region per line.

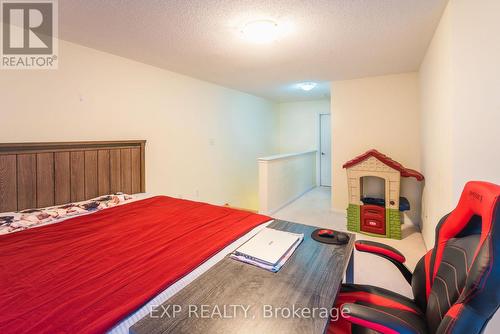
xmin=0 ymin=141 xmax=272 ymax=334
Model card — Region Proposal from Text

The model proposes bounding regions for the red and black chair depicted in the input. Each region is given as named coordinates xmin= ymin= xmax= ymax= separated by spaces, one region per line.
xmin=329 ymin=181 xmax=500 ymax=334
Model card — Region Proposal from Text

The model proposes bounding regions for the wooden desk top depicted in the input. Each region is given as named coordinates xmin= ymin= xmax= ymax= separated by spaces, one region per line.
xmin=130 ymin=220 xmax=355 ymax=334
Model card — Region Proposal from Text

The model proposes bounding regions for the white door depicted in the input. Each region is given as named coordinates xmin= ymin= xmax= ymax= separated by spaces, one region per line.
xmin=320 ymin=114 xmax=331 ymax=186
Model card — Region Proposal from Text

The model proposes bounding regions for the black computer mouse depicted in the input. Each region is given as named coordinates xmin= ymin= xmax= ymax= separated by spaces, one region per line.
xmin=336 ymin=233 xmax=348 ymax=243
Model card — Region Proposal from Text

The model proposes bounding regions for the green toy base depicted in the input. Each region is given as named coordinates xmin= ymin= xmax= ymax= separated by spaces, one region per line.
xmin=346 ymin=204 xmax=402 ymax=240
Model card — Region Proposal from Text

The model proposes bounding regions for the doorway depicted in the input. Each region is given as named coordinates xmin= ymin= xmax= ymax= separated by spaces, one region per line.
xmin=360 ymin=176 xmax=386 ymax=235
xmin=319 ymin=114 xmax=331 ymax=187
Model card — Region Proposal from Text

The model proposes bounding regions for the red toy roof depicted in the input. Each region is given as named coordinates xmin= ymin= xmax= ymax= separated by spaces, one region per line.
xmin=342 ymin=149 xmax=424 ymax=181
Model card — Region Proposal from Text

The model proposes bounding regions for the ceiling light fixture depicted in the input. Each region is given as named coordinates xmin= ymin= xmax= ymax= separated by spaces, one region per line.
xmin=298 ymin=82 xmax=317 ymax=91
xmin=241 ymin=20 xmax=279 ymax=44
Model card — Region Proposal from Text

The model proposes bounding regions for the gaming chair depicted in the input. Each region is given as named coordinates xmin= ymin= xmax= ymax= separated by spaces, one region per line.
xmin=329 ymin=181 xmax=500 ymax=334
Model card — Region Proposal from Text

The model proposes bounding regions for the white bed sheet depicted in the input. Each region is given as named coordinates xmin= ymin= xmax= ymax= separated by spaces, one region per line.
xmin=108 ymin=218 xmax=272 ymax=334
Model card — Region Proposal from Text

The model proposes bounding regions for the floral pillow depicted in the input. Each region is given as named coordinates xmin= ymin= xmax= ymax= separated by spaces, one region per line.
xmin=0 ymin=194 xmax=133 ymax=235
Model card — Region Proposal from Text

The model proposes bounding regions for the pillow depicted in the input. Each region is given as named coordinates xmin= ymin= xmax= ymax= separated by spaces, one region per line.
xmin=0 ymin=193 xmax=134 ymax=235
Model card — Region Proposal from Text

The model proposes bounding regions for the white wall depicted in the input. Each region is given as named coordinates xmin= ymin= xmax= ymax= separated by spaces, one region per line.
xmin=420 ymin=1 xmax=500 ymax=330
xmin=331 ymin=73 xmax=422 ymax=225
xmin=258 ymin=151 xmax=317 ymax=214
xmin=0 ymin=40 xmax=278 ymax=211
xmin=276 ymin=99 xmax=330 ymax=186
xmin=419 ymin=2 xmax=455 ymax=248
xmin=277 ymin=99 xmax=330 ymax=153
xmin=450 ymin=0 xmax=500 ymax=199
xmin=419 ymin=0 xmax=500 ymax=248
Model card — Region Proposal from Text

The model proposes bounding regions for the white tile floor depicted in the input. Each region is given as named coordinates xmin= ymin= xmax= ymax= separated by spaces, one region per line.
xmin=273 ymin=186 xmax=428 ymax=298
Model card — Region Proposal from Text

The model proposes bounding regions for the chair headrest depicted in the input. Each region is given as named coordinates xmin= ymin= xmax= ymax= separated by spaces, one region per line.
xmin=432 ymin=181 xmax=500 ymax=281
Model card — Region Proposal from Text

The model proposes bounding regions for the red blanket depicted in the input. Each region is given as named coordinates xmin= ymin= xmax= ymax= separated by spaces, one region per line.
xmin=0 ymin=196 xmax=270 ymax=334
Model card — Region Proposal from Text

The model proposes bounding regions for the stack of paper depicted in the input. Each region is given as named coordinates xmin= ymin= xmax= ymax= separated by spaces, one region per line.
xmin=230 ymin=228 xmax=304 ymax=272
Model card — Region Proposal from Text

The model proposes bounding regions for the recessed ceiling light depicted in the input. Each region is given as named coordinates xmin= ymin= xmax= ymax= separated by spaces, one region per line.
xmin=298 ymin=82 xmax=317 ymax=91
xmin=241 ymin=20 xmax=279 ymax=44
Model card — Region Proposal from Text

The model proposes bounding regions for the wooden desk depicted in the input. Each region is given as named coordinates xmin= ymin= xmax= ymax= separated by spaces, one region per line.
xmin=130 ymin=220 xmax=355 ymax=334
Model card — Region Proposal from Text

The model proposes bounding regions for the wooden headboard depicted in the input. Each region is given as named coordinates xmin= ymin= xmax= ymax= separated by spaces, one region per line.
xmin=0 ymin=140 xmax=146 ymax=212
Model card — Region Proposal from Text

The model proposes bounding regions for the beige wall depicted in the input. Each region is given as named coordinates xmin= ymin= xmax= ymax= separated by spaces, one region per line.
xmin=419 ymin=0 xmax=500 ymax=249
xmin=0 ymin=40 xmax=278 ymax=210
xmin=277 ymin=99 xmax=330 ymax=153
xmin=331 ymin=73 xmax=422 ymax=225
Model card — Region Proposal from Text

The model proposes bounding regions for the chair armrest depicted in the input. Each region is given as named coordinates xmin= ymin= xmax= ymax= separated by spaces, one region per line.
xmin=355 ymin=240 xmax=406 ymax=263
xmin=341 ymin=303 xmax=423 ymax=334
xmin=355 ymin=240 xmax=413 ymax=284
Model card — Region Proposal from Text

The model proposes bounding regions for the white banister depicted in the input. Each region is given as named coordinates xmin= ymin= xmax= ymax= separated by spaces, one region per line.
xmin=258 ymin=150 xmax=317 ymax=214
xmin=257 ymin=150 xmax=318 ymax=162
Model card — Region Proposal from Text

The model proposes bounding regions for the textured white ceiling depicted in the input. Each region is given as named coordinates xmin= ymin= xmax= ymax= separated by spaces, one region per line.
xmin=59 ymin=0 xmax=448 ymax=102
